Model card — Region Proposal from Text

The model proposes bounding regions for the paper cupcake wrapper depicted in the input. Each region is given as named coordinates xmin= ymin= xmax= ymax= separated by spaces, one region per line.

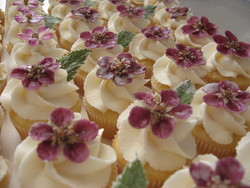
xmin=74 ymin=70 xmax=88 ymax=96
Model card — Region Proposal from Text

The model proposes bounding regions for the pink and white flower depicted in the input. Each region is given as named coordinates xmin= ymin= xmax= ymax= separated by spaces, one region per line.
xmin=18 ymin=26 xmax=53 ymax=46
xmin=12 ymin=0 xmax=39 ymax=12
xmin=71 ymin=6 xmax=99 ymax=22
xmin=141 ymin=26 xmax=171 ymax=40
xmin=29 ymin=107 xmax=99 ymax=162
xmin=14 ymin=10 xmax=43 ymax=24
xmin=117 ymin=5 xmax=146 ymax=18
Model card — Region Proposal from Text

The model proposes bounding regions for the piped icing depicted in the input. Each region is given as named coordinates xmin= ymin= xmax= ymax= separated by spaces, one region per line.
xmin=14 ymin=128 xmax=117 ymax=188
xmin=202 ymin=42 xmax=250 ymax=79
xmin=84 ymin=66 xmax=149 ymax=114
xmin=59 ymin=7 xmax=103 ymax=47
xmin=153 ymin=55 xmax=209 ymax=88
xmin=0 ymin=68 xmax=79 ymax=120
xmin=191 ymin=87 xmax=250 ymax=145
xmin=116 ymin=99 xmax=197 ymax=171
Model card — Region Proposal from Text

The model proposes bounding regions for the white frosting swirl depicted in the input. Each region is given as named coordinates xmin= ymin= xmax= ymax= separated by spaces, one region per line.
xmin=0 ymin=156 xmax=9 ymax=183
xmin=84 ymin=66 xmax=150 ymax=114
xmin=236 ymin=132 xmax=250 ymax=183
xmin=0 ymin=69 xmax=79 ymax=120
xmin=153 ymin=55 xmax=209 ymax=88
xmin=59 ymin=13 xmax=104 ymax=47
xmin=14 ymin=129 xmax=117 ymax=188
xmin=98 ymin=0 xmax=117 ymax=20
xmin=153 ymin=8 xmax=192 ymax=30
xmin=116 ymin=100 xmax=197 ymax=171
xmin=202 ymin=42 xmax=250 ymax=79
xmin=191 ymin=88 xmax=250 ymax=145
xmin=175 ymin=24 xmax=213 ymax=48
xmin=50 ymin=4 xmax=75 ymax=19
xmin=0 ymin=63 xmax=7 ymax=81
xmin=129 ymin=33 xmax=175 ymax=61
xmin=161 ymin=154 xmax=218 ymax=188
xmin=9 ymin=40 xmax=67 ymax=69
xmin=108 ymin=13 xmax=151 ymax=34
xmin=71 ymin=38 xmax=123 ymax=73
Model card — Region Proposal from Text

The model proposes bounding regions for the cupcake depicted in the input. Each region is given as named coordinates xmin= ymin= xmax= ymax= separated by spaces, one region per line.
xmin=113 ymin=88 xmax=197 ymax=188
xmin=153 ymin=6 xmax=192 ymax=31
xmin=108 ymin=5 xmax=151 ymax=34
xmin=0 ymin=57 xmax=82 ymax=139
xmin=162 ymin=154 xmax=250 ymax=188
xmin=144 ymin=0 xmax=180 ymax=8
xmin=83 ymin=52 xmax=149 ymax=139
xmin=236 ymin=132 xmax=250 ymax=183
xmin=0 ymin=155 xmax=11 ymax=188
xmin=71 ymin=26 xmax=123 ymax=95
xmin=191 ymin=80 xmax=250 ymax=158
xmin=202 ymin=30 xmax=250 ymax=90
xmin=151 ymin=44 xmax=209 ymax=93
xmin=58 ymin=6 xmax=104 ymax=50
xmin=129 ymin=25 xmax=175 ymax=79
xmin=9 ymin=25 xmax=67 ymax=70
xmin=175 ymin=16 xmax=218 ymax=48
xmin=14 ymin=107 xmax=117 ymax=188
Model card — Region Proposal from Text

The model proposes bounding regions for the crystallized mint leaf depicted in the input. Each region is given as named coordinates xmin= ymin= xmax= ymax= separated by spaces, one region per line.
xmin=142 ymin=5 xmax=156 ymax=19
xmin=38 ymin=0 xmax=45 ymax=2
xmin=117 ymin=31 xmax=136 ymax=49
xmin=84 ymin=0 xmax=96 ymax=7
xmin=112 ymin=159 xmax=148 ymax=188
xmin=57 ymin=49 xmax=91 ymax=81
xmin=174 ymin=80 xmax=195 ymax=104
xmin=43 ymin=15 xmax=61 ymax=29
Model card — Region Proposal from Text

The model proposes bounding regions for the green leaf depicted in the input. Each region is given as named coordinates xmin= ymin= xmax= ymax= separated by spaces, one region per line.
xmin=38 ymin=0 xmax=45 ymax=2
xmin=43 ymin=14 xmax=61 ymax=29
xmin=142 ymin=5 xmax=157 ymax=19
xmin=84 ymin=0 xmax=96 ymax=7
xmin=117 ymin=31 xmax=136 ymax=49
xmin=174 ymin=80 xmax=195 ymax=104
xmin=112 ymin=159 xmax=148 ymax=188
xmin=56 ymin=49 xmax=92 ymax=81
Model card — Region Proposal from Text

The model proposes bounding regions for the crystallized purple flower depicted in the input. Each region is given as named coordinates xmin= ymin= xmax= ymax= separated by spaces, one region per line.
xmin=202 ymin=80 xmax=250 ymax=113
xmin=128 ymin=90 xmax=192 ymax=139
xmin=14 ymin=10 xmax=43 ymax=24
xmin=141 ymin=26 xmax=171 ymax=40
xmin=166 ymin=44 xmax=206 ymax=68
xmin=59 ymin=0 xmax=82 ymax=6
xmin=108 ymin=0 xmax=127 ymax=5
xmin=182 ymin=16 xmax=218 ymax=38
xmin=213 ymin=31 xmax=250 ymax=58
xmin=10 ymin=57 xmax=60 ymax=90
xmin=13 ymin=0 xmax=39 ymax=12
xmin=80 ymin=26 xmax=118 ymax=49
xmin=96 ymin=52 xmax=145 ymax=86
xmin=71 ymin=7 xmax=99 ymax=22
xmin=165 ymin=7 xmax=189 ymax=19
xmin=190 ymin=156 xmax=250 ymax=188
xmin=18 ymin=26 xmax=53 ymax=46
xmin=117 ymin=5 xmax=146 ymax=18
xmin=29 ymin=107 xmax=99 ymax=162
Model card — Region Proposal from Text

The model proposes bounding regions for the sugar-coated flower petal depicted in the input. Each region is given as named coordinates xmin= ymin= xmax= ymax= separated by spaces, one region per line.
xmin=71 ymin=7 xmax=99 ymax=22
xmin=166 ymin=7 xmax=189 ymax=19
xmin=134 ymin=92 xmax=155 ymax=107
xmin=215 ymin=156 xmax=244 ymax=185
xmin=202 ymin=83 xmax=220 ymax=94
xmin=38 ymin=70 xmax=55 ymax=85
xmin=29 ymin=122 xmax=55 ymax=141
xmin=63 ymin=142 xmax=89 ymax=163
xmin=160 ymin=90 xmax=179 ymax=106
xmin=219 ymin=80 xmax=239 ymax=93
xmin=169 ymin=104 xmax=192 ymax=119
xmin=74 ymin=119 xmax=99 ymax=141
xmin=80 ymin=31 xmax=93 ymax=41
xmin=22 ymin=77 xmax=42 ymax=90
xmin=50 ymin=107 xmax=74 ymax=127
xmin=151 ymin=117 xmax=175 ymax=139
xmin=96 ymin=67 xmax=114 ymax=80
xmin=203 ymin=94 xmax=224 ymax=108
xmin=237 ymin=91 xmax=250 ymax=102
xmin=37 ymin=140 xmax=59 ymax=161
xmin=98 ymin=56 xmax=114 ymax=67
xmin=189 ymin=162 xmax=214 ymax=187
xmin=117 ymin=5 xmax=145 ymax=18
xmin=225 ymin=100 xmax=248 ymax=113
xmin=166 ymin=48 xmax=179 ymax=59
xmin=10 ymin=67 xmax=29 ymax=80
xmin=114 ymin=74 xmax=133 ymax=86
xmin=38 ymin=57 xmax=60 ymax=70
xmin=141 ymin=26 xmax=171 ymax=40
xmin=128 ymin=106 xmax=151 ymax=129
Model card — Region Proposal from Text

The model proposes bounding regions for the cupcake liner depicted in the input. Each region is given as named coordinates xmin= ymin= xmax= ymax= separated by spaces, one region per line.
xmin=112 ymin=135 xmax=174 ymax=188
xmin=106 ymin=163 xmax=118 ymax=188
xmin=74 ymin=70 xmax=88 ymax=96
xmin=0 ymin=157 xmax=11 ymax=188
xmin=192 ymin=125 xmax=239 ymax=158
xmin=83 ymin=97 xmax=119 ymax=140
